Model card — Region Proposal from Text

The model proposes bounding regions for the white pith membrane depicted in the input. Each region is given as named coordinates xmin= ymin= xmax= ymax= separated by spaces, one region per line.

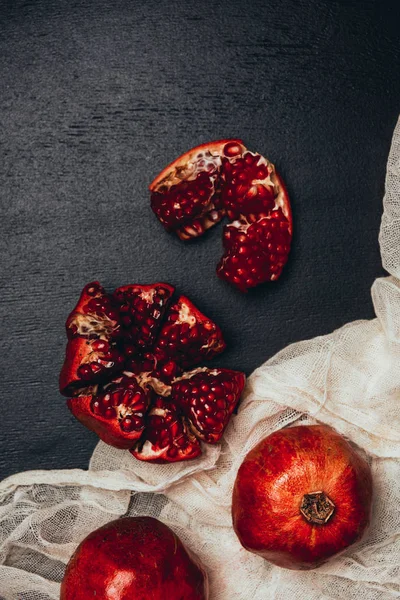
xmin=68 ymin=311 xmax=118 ymax=340
xmin=153 ymin=148 xmax=224 ymax=190
xmin=137 ymin=288 xmax=156 ymax=303
xmin=96 ymin=373 xmax=146 ymax=426
xmin=177 ymin=300 xmax=198 ymax=328
xmin=173 ymin=366 xmax=216 ymax=382
xmin=2 ymin=121 xmax=400 ymax=599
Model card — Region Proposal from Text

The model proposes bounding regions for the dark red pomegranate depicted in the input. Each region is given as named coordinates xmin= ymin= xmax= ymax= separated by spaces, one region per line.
xmin=232 ymin=425 xmax=372 ymax=570
xmin=60 ymin=282 xmax=245 ymax=462
xmin=60 ymin=516 xmax=209 ymax=599
xmin=150 ymin=140 xmax=292 ymax=291
xmin=172 ymin=368 xmax=246 ymax=443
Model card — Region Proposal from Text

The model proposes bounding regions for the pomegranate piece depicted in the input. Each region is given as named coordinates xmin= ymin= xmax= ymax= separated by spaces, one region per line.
xmin=150 ymin=139 xmax=245 ymax=240
xmin=60 ymin=516 xmax=209 ymax=599
xmin=67 ymin=373 xmax=149 ymax=449
xmin=60 ymin=337 xmax=125 ymax=397
xmin=150 ymin=140 xmax=292 ymax=291
xmin=114 ymin=282 xmax=174 ymax=350
xmin=172 ymin=368 xmax=246 ymax=443
xmin=60 ymin=282 xmax=123 ymax=395
xmin=131 ymin=396 xmax=201 ymax=463
xmin=153 ymin=295 xmax=226 ymax=369
xmin=60 ymin=282 xmax=245 ymax=462
xmin=65 ymin=281 xmax=120 ymax=340
xmin=232 ymin=425 xmax=373 ymax=570
xmin=220 ymin=151 xmax=276 ymax=219
xmin=217 ymin=209 xmax=291 ymax=291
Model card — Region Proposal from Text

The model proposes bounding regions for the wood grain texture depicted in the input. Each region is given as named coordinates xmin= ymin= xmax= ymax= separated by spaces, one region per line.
xmin=0 ymin=0 xmax=399 ymax=481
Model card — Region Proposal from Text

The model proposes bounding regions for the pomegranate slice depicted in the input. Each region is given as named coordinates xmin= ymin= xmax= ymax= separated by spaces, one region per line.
xmin=60 ymin=337 xmax=125 ymax=397
xmin=217 ymin=208 xmax=291 ymax=291
xmin=60 ymin=282 xmax=245 ymax=462
xmin=131 ymin=396 xmax=201 ymax=463
xmin=150 ymin=141 xmax=292 ymax=291
xmin=153 ymin=295 xmax=226 ymax=369
xmin=114 ymin=282 xmax=174 ymax=350
xmin=150 ymin=139 xmax=245 ymax=240
xmin=172 ymin=368 xmax=246 ymax=443
xmin=65 ymin=281 xmax=120 ymax=340
xmin=60 ymin=282 xmax=123 ymax=395
xmin=67 ymin=373 xmax=149 ymax=449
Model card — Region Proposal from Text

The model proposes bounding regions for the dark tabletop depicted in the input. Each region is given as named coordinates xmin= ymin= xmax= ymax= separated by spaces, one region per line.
xmin=1 ymin=0 xmax=399 ymax=482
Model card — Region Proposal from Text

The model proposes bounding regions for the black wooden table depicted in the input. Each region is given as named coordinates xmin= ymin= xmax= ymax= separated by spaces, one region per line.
xmin=1 ymin=0 xmax=399 ymax=481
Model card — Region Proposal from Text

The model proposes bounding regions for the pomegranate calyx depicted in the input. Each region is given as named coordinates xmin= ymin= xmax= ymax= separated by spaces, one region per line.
xmin=300 ymin=491 xmax=336 ymax=525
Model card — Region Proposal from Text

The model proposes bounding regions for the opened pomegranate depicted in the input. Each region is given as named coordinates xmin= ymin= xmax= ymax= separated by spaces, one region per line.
xmin=150 ymin=140 xmax=292 ymax=291
xmin=60 ymin=282 xmax=245 ymax=461
xmin=60 ymin=516 xmax=209 ymax=599
xmin=232 ymin=424 xmax=372 ymax=570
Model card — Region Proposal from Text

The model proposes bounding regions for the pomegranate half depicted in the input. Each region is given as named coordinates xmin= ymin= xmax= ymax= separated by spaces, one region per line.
xmin=150 ymin=139 xmax=292 ymax=291
xmin=232 ymin=424 xmax=372 ymax=570
xmin=60 ymin=281 xmax=245 ymax=462
xmin=60 ymin=516 xmax=208 ymax=599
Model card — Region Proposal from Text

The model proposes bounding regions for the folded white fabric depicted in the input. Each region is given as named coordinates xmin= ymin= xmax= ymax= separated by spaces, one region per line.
xmin=1 ymin=118 xmax=399 ymax=599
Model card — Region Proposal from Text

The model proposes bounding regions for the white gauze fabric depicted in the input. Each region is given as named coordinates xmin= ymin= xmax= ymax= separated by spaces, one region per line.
xmin=1 ymin=118 xmax=400 ymax=599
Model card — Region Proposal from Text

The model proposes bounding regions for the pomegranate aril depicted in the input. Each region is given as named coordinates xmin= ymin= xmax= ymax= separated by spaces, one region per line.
xmin=153 ymin=296 xmax=226 ymax=369
xmin=114 ymin=283 xmax=174 ymax=350
xmin=77 ymin=364 xmax=93 ymax=380
xmin=172 ymin=368 xmax=245 ymax=443
xmin=131 ymin=397 xmax=201 ymax=464
xmin=150 ymin=140 xmax=292 ymax=291
xmin=151 ymin=172 xmax=217 ymax=232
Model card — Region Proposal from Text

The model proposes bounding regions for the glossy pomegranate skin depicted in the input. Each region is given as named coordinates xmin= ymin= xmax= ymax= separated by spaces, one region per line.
xmin=60 ymin=517 xmax=208 ymax=600
xmin=150 ymin=140 xmax=292 ymax=291
xmin=232 ymin=425 xmax=373 ymax=570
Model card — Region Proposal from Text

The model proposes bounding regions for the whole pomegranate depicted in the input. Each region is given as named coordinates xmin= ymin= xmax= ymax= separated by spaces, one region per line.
xmin=150 ymin=139 xmax=292 ymax=291
xmin=59 ymin=281 xmax=245 ymax=462
xmin=232 ymin=424 xmax=372 ymax=570
xmin=60 ymin=517 xmax=208 ymax=599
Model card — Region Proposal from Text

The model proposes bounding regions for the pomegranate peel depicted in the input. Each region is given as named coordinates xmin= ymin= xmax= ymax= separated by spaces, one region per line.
xmin=232 ymin=424 xmax=373 ymax=570
xmin=60 ymin=516 xmax=209 ymax=599
xmin=61 ymin=282 xmax=245 ymax=462
xmin=150 ymin=140 xmax=292 ymax=291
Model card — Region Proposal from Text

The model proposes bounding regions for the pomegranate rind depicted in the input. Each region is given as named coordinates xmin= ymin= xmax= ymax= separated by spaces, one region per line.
xmin=149 ymin=139 xmax=245 ymax=191
xmin=59 ymin=337 xmax=123 ymax=397
xmin=60 ymin=517 xmax=209 ymax=600
xmin=67 ymin=392 xmax=147 ymax=450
